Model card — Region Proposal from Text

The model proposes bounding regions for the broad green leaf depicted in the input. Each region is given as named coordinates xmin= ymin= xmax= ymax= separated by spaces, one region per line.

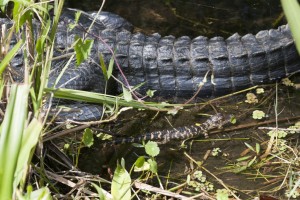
xmin=147 ymin=159 xmax=157 ymax=173
xmin=122 ymin=86 xmax=133 ymax=102
xmin=111 ymin=159 xmax=131 ymax=200
xmin=74 ymin=37 xmax=94 ymax=66
xmin=145 ymin=141 xmax=160 ymax=157
xmin=281 ymin=0 xmax=300 ymax=54
xmin=82 ymin=128 xmax=94 ymax=148
xmin=134 ymin=156 xmax=145 ymax=168
xmin=0 ymin=40 xmax=23 ymax=75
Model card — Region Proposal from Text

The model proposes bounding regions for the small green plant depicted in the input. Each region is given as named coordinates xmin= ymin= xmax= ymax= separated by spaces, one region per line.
xmin=132 ymin=141 xmax=160 ymax=174
xmin=245 ymin=92 xmax=258 ymax=104
xmin=252 ymin=110 xmax=265 ymax=120
xmin=211 ymin=147 xmax=222 ymax=156
xmin=216 ymin=189 xmax=229 ymax=200
xmin=187 ymin=170 xmax=214 ymax=192
xmin=111 ymin=158 xmax=131 ymax=200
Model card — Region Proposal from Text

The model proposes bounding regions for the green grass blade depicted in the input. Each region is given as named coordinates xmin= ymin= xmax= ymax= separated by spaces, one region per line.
xmin=14 ymin=118 xmax=43 ymax=190
xmin=0 ymin=84 xmax=30 ymax=199
xmin=281 ymin=0 xmax=300 ymax=54
xmin=44 ymin=87 xmax=183 ymax=111
xmin=0 ymin=40 xmax=23 ymax=75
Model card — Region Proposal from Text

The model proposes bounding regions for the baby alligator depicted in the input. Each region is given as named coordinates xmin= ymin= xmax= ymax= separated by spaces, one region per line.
xmin=104 ymin=113 xmax=232 ymax=145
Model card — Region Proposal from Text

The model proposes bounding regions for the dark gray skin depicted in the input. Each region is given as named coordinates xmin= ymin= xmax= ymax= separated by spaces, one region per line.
xmin=2 ymin=9 xmax=300 ymax=121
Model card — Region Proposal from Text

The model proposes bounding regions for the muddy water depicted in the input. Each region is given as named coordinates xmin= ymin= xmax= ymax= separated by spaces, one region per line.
xmin=66 ymin=0 xmax=284 ymax=37
xmin=64 ymin=0 xmax=300 ymax=198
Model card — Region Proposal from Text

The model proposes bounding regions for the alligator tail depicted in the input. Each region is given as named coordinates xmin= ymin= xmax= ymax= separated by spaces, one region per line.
xmin=95 ymin=24 xmax=300 ymax=97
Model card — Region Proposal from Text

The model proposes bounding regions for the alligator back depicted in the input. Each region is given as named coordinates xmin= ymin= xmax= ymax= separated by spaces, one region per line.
xmin=111 ymin=25 xmax=300 ymax=97
xmin=3 ymin=10 xmax=300 ymax=98
xmin=1 ymin=10 xmax=300 ymax=121
xmin=54 ymin=16 xmax=300 ymax=98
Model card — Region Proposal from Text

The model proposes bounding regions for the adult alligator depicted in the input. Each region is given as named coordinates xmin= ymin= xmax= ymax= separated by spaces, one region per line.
xmin=2 ymin=9 xmax=300 ymax=121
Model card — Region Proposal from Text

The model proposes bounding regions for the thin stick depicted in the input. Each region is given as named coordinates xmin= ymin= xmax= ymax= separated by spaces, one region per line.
xmin=134 ymin=181 xmax=190 ymax=200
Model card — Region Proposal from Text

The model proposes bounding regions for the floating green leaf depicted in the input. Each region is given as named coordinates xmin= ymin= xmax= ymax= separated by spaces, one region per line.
xmin=267 ymin=130 xmax=288 ymax=138
xmin=252 ymin=110 xmax=265 ymax=120
xmin=216 ymin=189 xmax=229 ymax=200
xmin=145 ymin=141 xmax=160 ymax=157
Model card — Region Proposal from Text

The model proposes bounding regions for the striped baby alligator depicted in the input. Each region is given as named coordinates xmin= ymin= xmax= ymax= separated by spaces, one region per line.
xmin=105 ymin=113 xmax=231 ymax=145
xmin=2 ymin=8 xmax=300 ymax=121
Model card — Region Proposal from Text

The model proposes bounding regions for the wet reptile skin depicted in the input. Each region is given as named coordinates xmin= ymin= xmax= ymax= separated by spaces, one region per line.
xmin=104 ymin=113 xmax=231 ymax=145
xmin=1 ymin=9 xmax=300 ymax=121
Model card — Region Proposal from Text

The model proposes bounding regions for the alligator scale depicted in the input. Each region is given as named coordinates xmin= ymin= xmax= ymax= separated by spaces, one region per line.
xmin=1 ymin=9 xmax=300 ymax=121
xmin=105 ymin=113 xmax=231 ymax=145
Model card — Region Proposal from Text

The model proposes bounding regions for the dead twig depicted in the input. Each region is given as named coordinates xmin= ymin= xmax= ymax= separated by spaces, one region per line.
xmin=134 ymin=181 xmax=191 ymax=200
